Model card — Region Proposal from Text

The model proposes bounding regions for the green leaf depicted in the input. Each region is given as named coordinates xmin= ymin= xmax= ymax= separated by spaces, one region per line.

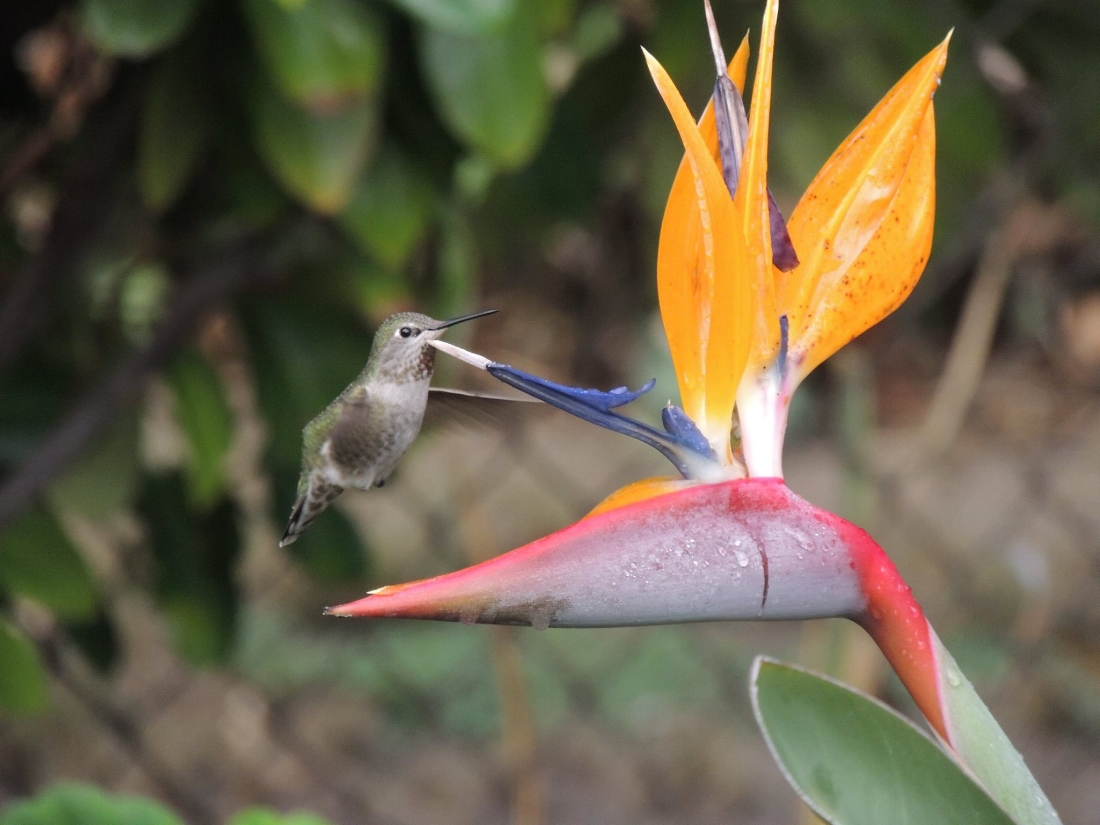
xmin=228 ymin=807 xmax=336 ymax=825
xmin=420 ymin=4 xmax=550 ymax=168
xmin=47 ymin=415 xmax=141 ymax=520
xmin=273 ymin=469 xmax=367 ymax=582
xmin=0 ymin=620 xmax=48 ymax=714
xmin=931 ymin=635 xmax=1063 ymax=825
xmin=248 ymin=69 xmax=378 ymax=213
xmin=339 ymin=146 xmax=436 ymax=269
xmin=436 ymin=206 xmax=477 ymax=315
xmin=242 ymin=0 xmax=385 ymax=111
xmin=0 ymin=782 xmax=185 ymax=825
xmin=0 ymin=507 xmax=98 ymax=620
xmin=167 ymin=349 xmax=234 ymax=509
xmin=80 ymin=0 xmax=200 ymax=57
xmin=211 ymin=127 xmax=292 ymax=230
xmin=138 ymin=46 xmax=214 ymax=211
xmin=385 ymin=0 xmax=514 ymax=35
xmin=750 ymin=657 xmax=1014 ymax=825
xmin=140 ymin=475 xmax=241 ymax=666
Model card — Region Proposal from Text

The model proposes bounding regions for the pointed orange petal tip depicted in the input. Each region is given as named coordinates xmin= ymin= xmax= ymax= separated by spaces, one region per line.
xmin=778 ymin=34 xmax=950 ymax=382
xmin=736 ymin=0 xmax=780 ymax=369
xmin=647 ymin=44 xmax=748 ymax=452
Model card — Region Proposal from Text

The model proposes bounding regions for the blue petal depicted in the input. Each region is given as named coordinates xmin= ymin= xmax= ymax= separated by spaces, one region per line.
xmin=486 ymin=363 xmax=717 ymax=479
xmin=662 ymin=405 xmax=716 ymax=459
xmin=488 ymin=368 xmax=654 ymax=411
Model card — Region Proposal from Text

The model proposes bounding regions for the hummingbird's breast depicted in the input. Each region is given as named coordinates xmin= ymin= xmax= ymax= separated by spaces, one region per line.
xmin=326 ymin=379 xmax=429 ymax=490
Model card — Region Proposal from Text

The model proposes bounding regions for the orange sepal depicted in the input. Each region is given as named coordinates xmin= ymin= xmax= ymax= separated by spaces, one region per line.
xmin=779 ymin=35 xmax=950 ymax=381
xmin=656 ymin=37 xmax=748 ymax=433
xmin=647 ymin=49 xmax=751 ymax=454
xmin=585 ymin=476 xmax=698 ymax=518
xmin=735 ymin=0 xmax=781 ymax=371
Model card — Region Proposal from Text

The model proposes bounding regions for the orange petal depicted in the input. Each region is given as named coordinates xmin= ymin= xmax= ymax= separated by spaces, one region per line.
xmin=735 ymin=0 xmax=780 ymax=371
xmin=779 ymin=35 xmax=950 ymax=381
xmin=648 ymin=49 xmax=751 ymax=453
xmin=585 ymin=476 xmax=697 ymax=518
xmin=657 ymin=37 xmax=749 ymax=431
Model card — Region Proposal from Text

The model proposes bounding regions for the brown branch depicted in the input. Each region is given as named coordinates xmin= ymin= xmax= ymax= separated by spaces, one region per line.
xmin=0 ymin=238 xmax=280 ymax=532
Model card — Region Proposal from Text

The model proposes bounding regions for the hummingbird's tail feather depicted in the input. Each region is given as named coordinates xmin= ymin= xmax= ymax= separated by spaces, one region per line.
xmin=279 ymin=476 xmax=344 ymax=547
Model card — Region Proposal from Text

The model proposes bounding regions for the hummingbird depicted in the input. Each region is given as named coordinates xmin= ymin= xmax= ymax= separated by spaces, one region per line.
xmin=280 ymin=308 xmax=507 ymax=546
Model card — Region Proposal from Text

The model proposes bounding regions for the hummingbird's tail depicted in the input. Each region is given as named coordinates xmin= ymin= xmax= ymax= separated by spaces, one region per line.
xmin=279 ymin=475 xmax=344 ymax=547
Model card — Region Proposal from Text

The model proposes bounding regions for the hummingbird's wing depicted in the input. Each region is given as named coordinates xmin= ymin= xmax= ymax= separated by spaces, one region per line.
xmin=424 ymin=387 xmax=543 ymax=432
xmin=325 ymin=389 xmax=379 ymax=473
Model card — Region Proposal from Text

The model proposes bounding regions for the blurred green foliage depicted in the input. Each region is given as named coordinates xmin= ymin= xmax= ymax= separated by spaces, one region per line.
xmin=0 ymin=782 xmax=336 ymax=825
xmin=1 ymin=0 xmax=1098 ymax=782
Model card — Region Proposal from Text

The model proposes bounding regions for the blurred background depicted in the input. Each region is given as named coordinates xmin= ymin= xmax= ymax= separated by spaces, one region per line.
xmin=1 ymin=0 xmax=1099 ymax=822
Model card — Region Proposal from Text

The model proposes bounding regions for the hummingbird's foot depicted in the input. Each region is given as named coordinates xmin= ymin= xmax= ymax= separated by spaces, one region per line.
xmin=375 ymin=479 xmax=386 ymax=488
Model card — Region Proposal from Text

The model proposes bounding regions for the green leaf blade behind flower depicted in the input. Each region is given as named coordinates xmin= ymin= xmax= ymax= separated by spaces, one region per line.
xmin=0 ymin=507 xmax=98 ymax=621
xmin=420 ymin=4 xmax=550 ymax=168
xmin=139 ymin=475 xmax=241 ymax=666
xmin=139 ymin=46 xmax=214 ymax=211
xmin=340 ymin=146 xmax=436 ymax=270
xmin=242 ymin=0 xmax=385 ymax=111
xmin=167 ymin=349 xmax=235 ymax=509
xmin=0 ymin=783 xmax=185 ymax=825
xmin=385 ymin=0 xmax=514 ymax=35
xmin=228 ymin=807 xmax=336 ymax=825
xmin=248 ymin=70 xmax=378 ymax=214
xmin=932 ymin=634 xmax=1063 ymax=825
xmin=80 ymin=0 xmax=200 ymax=58
xmin=0 ymin=620 xmax=49 ymax=714
xmin=751 ymin=657 xmax=1015 ymax=825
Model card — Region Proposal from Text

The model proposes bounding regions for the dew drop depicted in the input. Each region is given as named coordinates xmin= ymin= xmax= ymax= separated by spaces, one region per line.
xmin=946 ymin=670 xmax=961 ymax=688
xmin=734 ymin=550 xmax=749 ymax=568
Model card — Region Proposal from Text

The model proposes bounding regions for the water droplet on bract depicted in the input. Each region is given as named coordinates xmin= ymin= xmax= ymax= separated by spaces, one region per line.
xmin=734 ymin=550 xmax=749 ymax=568
xmin=734 ymin=539 xmax=742 ymax=547
xmin=946 ymin=671 xmax=961 ymax=688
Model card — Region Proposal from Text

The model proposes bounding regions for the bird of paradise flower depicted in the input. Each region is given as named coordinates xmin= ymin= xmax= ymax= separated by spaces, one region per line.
xmin=325 ymin=2 xmax=1060 ymax=823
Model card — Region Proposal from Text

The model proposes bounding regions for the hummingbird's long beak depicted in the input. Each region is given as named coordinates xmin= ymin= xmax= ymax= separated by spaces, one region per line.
xmin=431 ymin=309 xmax=498 ymax=331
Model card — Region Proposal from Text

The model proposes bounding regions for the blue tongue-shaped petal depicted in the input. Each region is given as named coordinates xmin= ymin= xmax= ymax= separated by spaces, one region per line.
xmin=492 ymin=371 xmax=656 ymax=411
xmin=486 ymin=363 xmax=718 ymax=479
xmin=661 ymin=404 xmax=714 ymax=457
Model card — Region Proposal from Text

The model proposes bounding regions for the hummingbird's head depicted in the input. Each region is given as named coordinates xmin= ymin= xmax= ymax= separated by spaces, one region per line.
xmin=372 ymin=310 xmax=497 ymax=382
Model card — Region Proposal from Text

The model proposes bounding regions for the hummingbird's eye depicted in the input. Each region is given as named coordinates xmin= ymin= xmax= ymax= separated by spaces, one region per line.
xmin=399 ymin=326 xmax=413 ymax=338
